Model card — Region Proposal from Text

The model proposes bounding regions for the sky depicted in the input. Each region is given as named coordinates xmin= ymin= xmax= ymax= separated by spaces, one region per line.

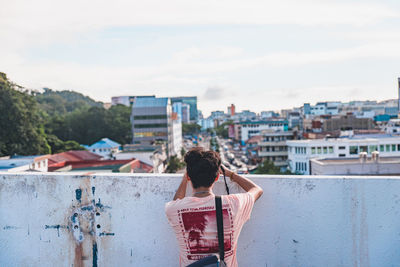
xmin=1 ymin=0 xmax=400 ymax=116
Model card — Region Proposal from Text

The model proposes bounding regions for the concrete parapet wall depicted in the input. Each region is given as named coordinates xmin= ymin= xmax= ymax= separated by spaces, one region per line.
xmin=0 ymin=173 xmax=399 ymax=266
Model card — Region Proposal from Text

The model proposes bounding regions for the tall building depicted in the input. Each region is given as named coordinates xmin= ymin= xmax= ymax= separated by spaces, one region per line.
xmin=181 ymin=103 xmax=191 ymax=123
xmin=131 ymin=96 xmax=181 ymax=156
xmin=170 ymin=97 xmax=198 ymax=122
xmin=228 ymin=104 xmax=235 ymax=116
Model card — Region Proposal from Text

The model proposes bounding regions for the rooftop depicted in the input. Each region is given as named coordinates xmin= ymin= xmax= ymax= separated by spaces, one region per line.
xmin=239 ymin=120 xmax=288 ymax=125
xmin=0 ymin=159 xmax=32 ymax=170
xmin=48 ymin=150 xmax=102 ymax=165
xmin=133 ymin=96 xmax=169 ymax=108
xmin=87 ymin=138 xmax=121 ymax=149
xmin=288 ymin=134 xmax=400 ymax=144
xmin=314 ymin=156 xmax=400 ymax=164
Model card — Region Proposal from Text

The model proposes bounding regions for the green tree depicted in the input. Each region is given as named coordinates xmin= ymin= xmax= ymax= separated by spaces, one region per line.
xmin=35 ymin=87 xmax=102 ymax=116
xmin=214 ymin=120 xmax=233 ymax=139
xmin=46 ymin=134 xmax=85 ymax=153
xmin=182 ymin=123 xmax=201 ymax=135
xmin=106 ymin=104 xmax=133 ymax=144
xmin=0 ymin=73 xmax=50 ymax=156
xmin=166 ymin=155 xmax=185 ymax=173
xmin=254 ymin=159 xmax=282 ymax=174
xmin=180 ymin=147 xmax=186 ymax=157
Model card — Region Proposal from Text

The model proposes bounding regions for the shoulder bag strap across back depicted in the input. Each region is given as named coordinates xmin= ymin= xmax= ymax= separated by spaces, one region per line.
xmin=215 ymin=196 xmax=225 ymax=262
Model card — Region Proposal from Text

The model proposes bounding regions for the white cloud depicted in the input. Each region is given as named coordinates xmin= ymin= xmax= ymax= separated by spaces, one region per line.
xmin=0 ymin=0 xmax=397 ymax=47
xmin=4 ymin=40 xmax=400 ymax=97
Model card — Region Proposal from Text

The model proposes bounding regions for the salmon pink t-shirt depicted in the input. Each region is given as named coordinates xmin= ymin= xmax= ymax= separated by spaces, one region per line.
xmin=165 ymin=193 xmax=255 ymax=267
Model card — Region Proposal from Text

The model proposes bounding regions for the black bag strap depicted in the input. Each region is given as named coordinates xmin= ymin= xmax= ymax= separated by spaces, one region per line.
xmin=215 ymin=196 xmax=225 ymax=262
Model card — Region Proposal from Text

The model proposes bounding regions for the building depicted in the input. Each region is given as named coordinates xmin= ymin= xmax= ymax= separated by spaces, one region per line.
xmin=382 ymin=119 xmax=400 ymax=134
xmin=228 ymin=104 xmax=235 ymax=116
xmin=115 ymin=144 xmax=167 ymax=173
xmin=210 ymin=111 xmax=225 ymax=120
xmin=170 ymin=97 xmax=198 ymax=122
xmin=199 ymin=117 xmax=214 ymax=131
xmin=235 ymin=120 xmax=289 ymax=143
xmin=181 ymin=103 xmax=191 ymax=123
xmin=245 ymin=135 xmax=263 ymax=165
xmin=288 ymin=112 xmax=302 ymax=130
xmin=258 ymin=130 xmax=295 ymax=171
xmin=48 ymin=150 xmax=152 ymax=173
xmin=0 ymin=155 xmax=49 ymax=172
xmin=171 ymin=112 xmax=183 ymax=156
xmin=260 ymin=111 xmax=279 ymax=119
xmin=287 ymin=134 xmax=400 ymax=174
xmin=322 ymin=115 xmax=375 ymax=131
xmin=48 ymin=150 xmax=102 ymax=171
xmin=310 ymin=153 xmax=400 ymax=175
xmin=172 ymin=102 xmax=190 ymax=124
xmin=111 ymin=96 xmax=155 ymax=106
xmin=84 ymin=138 xmax=121 ymax=159
xmin=131 ymin=96 xmax=173 ymax=153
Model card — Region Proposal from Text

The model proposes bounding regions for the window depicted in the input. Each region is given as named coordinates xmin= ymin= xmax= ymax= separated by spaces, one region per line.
xmin=359 ymin=146 xmax=368 ymax=153
xmin=339 ymin=154 xmax=346 ymax=157
xmin=134 ymin=132 xmax=167 ymax=138
xmin=398 ymin=144 xmax=400 ymax=151
xmin=134 ymin=115 xmax=167 ymax=120
xmin=311 ymin=147 xmax=316 ymax=154
xmin=386 ymin=144 xmax=390 ymax=152
xmin=323 ymin=147 xmax=327 ymax=154
xmin=392 ymin=144 xmax=396 ymax=152
xmin=349 ymin=146 xmax=358 ymax=155
xmin=380 ymin=145 xmax=385 ymax=152
xmin=328 ymin=146 xmax=334 ymax=153
xmin=135 ymin=123 xmax=168 ymax=129
xmin=339 ymin=146 xmax=346 ymax=150
xmin=369 ymin=145 xmax=378 ymax=153
xmin=317 ymin=147 xmax=322 ymax=154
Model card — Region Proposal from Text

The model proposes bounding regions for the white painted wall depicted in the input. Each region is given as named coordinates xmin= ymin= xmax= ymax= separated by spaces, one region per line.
xmin=1 ymin=173 xmax=400 ymax=267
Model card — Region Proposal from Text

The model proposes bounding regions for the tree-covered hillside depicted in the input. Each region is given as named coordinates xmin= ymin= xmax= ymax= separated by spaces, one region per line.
xmin=0 ymin=72 xmax=132 ymax=156
xmin=35 ymin=87 xmax=102 ymax=116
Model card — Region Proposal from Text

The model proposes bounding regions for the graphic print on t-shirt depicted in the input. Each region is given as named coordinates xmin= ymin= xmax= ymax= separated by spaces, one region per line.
xmin=178 ymin=205 xmax=233 ymax=260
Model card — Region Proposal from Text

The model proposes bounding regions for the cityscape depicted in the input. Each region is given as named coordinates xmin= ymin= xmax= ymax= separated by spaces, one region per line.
xmin=2 ymin=76 xmax=400 ymax=177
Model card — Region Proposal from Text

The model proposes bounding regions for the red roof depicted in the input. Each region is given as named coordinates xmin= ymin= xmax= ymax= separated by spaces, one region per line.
xmin=48 ymin=151 xmax=102 ymax=165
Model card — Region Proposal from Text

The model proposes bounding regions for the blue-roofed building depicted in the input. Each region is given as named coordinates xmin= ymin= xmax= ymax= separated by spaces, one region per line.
xmin=86 ymin=138 xmax=121 ymax=159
